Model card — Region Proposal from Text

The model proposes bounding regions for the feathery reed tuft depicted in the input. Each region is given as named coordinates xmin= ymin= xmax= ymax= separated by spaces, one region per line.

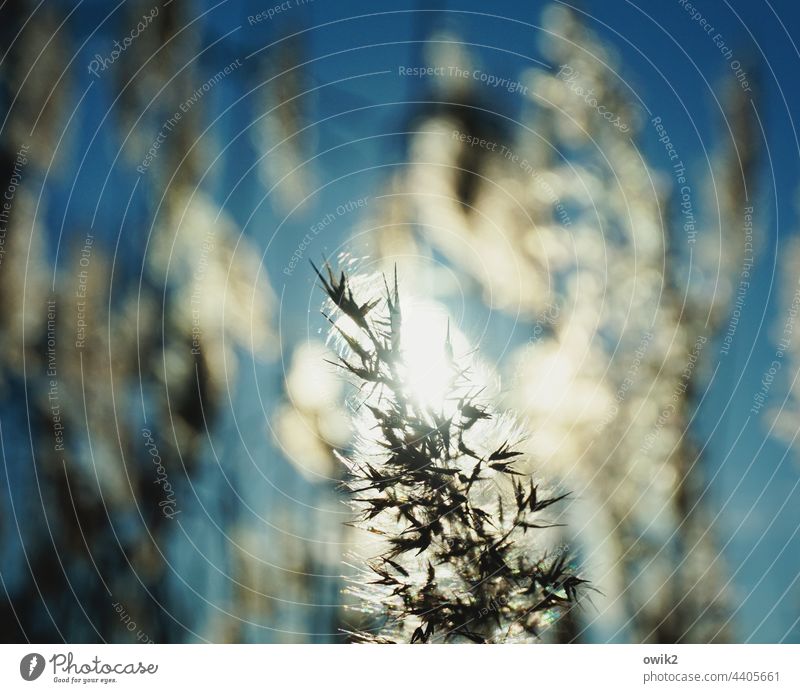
xmin=314 ymin=261 xmax=586 ymax=643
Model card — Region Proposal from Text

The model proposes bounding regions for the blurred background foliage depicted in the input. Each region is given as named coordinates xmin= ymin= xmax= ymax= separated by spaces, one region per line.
xmin=0 ymin=0 xmax=798 ymax=643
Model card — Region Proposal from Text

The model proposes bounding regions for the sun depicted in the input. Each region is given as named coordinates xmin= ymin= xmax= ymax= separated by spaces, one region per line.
xmin=325 ymin=283 xmax=478 ymax=414
xmin=397 ymin=301 xmax=462 ymax=413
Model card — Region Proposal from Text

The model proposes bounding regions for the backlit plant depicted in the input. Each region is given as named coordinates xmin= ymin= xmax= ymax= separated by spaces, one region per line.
xmin=314 ymin=261 xmax=586 ymax=643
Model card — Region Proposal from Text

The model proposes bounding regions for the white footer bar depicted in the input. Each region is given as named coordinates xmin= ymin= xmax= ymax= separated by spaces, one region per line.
xmin=2 ymin=644 xmax=798 ymax=692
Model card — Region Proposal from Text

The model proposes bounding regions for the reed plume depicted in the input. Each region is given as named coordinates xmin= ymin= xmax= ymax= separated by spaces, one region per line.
xmin=315 ymin=261 xmax=585 ymax=643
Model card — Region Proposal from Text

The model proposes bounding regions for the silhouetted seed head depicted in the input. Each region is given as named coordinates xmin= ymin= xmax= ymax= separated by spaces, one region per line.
xmin=315 ymin=261 xmax=586 ymax=643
